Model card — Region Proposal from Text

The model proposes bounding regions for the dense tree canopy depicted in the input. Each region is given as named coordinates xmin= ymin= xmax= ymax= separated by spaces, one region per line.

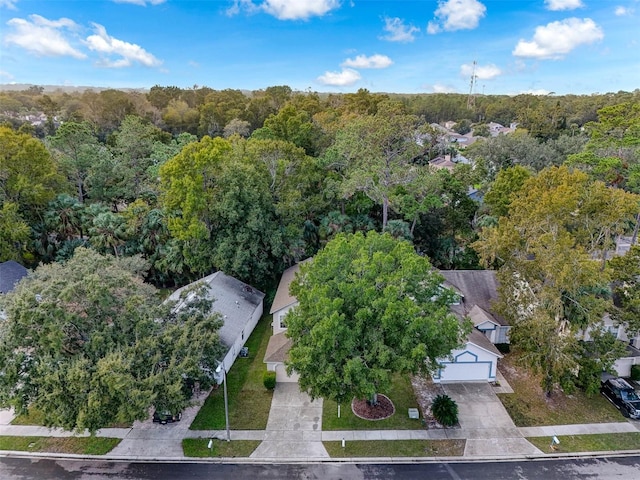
xmin=474 ymin=166 xmax=638 ymax=394
xmin=0 ymin=248 xmax=224 ymax=432
xmin=285 ymin=231 xmax=468 ymax=404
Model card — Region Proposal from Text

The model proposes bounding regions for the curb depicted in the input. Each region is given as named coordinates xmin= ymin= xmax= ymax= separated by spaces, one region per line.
xmin=2 ymin=449 xmax=640 ymax=464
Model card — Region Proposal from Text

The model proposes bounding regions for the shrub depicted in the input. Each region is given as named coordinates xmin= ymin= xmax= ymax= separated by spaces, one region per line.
xmin=431 ymin=394 xmax=458 ymax=427
xmin=631 ymin=365 xmax=640 ymax=381
xmin=263 ymin=371 xmax=276 ymax=390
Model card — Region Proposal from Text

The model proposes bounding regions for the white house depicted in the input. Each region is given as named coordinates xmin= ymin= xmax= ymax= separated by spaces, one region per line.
xmin=433 ymin=270 xmax=509 ymax=383
xmin=582 ymin=313 xmax=640 ymax=378
xmin=264 ymin=261 xmax=310 ymax=382
xmin=167 ymin=271 xmax=265 ymax=380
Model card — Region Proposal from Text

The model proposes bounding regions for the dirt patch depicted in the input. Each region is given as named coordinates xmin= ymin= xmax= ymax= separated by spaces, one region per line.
xmin=351 ymin=394 xmax=395 ymax=420
xmin=410 ymin=374 xmax=452 ymax=429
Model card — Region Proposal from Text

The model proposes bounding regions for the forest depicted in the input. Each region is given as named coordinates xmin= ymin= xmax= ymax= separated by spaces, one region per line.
xmin=2 ymin=85 xmax=638 ymax=291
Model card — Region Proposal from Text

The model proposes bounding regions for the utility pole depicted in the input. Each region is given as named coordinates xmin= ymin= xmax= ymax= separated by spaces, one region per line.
xmin=466 ymin=60 xmax=477 ymax=111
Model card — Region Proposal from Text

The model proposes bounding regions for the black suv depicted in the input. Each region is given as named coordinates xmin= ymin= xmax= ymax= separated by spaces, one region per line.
xmin=601 ymin=377 xmax=640 ymax=419
xmin=152 ymin=409 xmax=182 ymax=424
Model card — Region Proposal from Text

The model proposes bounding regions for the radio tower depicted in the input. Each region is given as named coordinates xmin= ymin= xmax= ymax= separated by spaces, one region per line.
xmin=466 ymin=60 xmax=477 ymax=110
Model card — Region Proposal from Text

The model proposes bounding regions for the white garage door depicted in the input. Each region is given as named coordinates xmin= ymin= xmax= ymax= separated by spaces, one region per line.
xmin=275 ymin=364 xmax=299 ymax=383
xmin=438 ymin=362 xmax=490 ymax=382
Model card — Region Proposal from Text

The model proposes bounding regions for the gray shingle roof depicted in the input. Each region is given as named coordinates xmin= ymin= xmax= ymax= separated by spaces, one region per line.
xmin=0 ymin=260 xmax=28 ymax=294
xmin=167 ymin=271 xmax=265 ymax=348
xmin=440 ymin=270 xmax=509 ymax=326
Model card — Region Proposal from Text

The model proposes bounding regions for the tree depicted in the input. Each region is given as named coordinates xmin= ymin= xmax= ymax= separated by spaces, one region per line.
xmin=474 ymin=166 xmax=638 ymax=395
xmin=46 ymin=121 xmax=102 ymax=203
xmin=332 ymin=101 xmax=432 ymax=228
xmin=160 ymin=136 xmax=285 ymax=287
xmin=0 ymin=248 xmax=224 ymax=432
xmin=285 ymin=231 xmax=467 ymax=405
xmin=483 ymin=165 xmax=532 ymax=218
xmin=609 ymin=245 xmax=640 ymax=335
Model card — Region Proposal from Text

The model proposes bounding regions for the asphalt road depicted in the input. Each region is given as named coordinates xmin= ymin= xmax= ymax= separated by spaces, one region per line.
xmin=0 ymin=456 xmax=639 ymax=479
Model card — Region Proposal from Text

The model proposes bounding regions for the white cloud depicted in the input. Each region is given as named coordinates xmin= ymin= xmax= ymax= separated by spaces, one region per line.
xmin=519 ymin=88 xmax=552 ymax=95
xmin=228 ymin=0 xmax=341 ymax=20
xmin=427 ymin=0 xmax=486 ymax=34
xmin=317 ymin=68 xmax=361 ymax=86
xmin=460 ymin=62 xmax=501 ymax=80
xmin=0 ymin=0 xmax=18 ymax=9
xmin=615 ymin=6 xmax=633 ymax=16
xmin=4 ymin=14 xmax=86 ymax=59
xmin=85 ymin=23 xmax=162 ymax=67
xmin=545 ymin=0 xmax=583 ymax=11
xmin=380 ymin=16 xmax=419 ymax=42
xmin=0 ymin=70 xmax=15 ymax=81
xmin=342 ymin=54 xmax=393 ymax=69
xmin=112 ymin=0 xmax=166 ymax=5
xmin=513 ymin=18 xmax=603 ymax=59
xmin=432 ymin=84 xmax=458 ymax=93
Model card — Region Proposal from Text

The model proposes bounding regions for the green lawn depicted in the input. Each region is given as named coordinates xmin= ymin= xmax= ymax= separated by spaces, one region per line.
xmin=0 ymin=436 xmax=120 ymax=455
xmin=182 ymin=438 xmax=260 ymax=457
xmin=497 ymin=353 xmax=625 ymax=427
xmin=323 ymin=439 xmax=465 ymax=457
xmin=322 ymin=373 xmax=424 ymax=430
xmin=527 ymin=433 xmax=640 ymax=453
xmin=190 ymin=314 xmax=274 ymax=430
xmin=11 ymin=407 xmax=46 ymax=426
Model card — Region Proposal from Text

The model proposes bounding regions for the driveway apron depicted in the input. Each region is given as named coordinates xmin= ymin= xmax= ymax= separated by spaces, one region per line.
xmin=250 ymin=382 xmax=329 ymax=459
xmin=442 ymin=382 xmax=543 ymax=456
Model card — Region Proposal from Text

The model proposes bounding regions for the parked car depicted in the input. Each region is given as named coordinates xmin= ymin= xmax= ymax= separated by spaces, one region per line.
xmin=601 ymin=377 xmax=640 ymax=419
xmin=152 ymin=409 xmax=182 ymax=424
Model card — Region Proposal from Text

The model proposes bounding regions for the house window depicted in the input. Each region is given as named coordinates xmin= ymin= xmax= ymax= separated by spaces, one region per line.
xmin=280 ymin=314 xmax=287 ymax=329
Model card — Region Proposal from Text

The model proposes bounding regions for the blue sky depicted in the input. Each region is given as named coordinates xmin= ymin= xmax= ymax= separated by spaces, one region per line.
xmin=0 ymin=0 xmax=638 ymax=95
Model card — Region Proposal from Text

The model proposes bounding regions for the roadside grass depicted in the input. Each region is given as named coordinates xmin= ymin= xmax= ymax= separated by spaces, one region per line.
xmin=11 ymin=408 xmax=46 ymax=426
xmin=527 ymin=433 xmax=640 ymax=453
xmin=497 ymin=353 xmax=624 ymax=427
xmin=190 ymin=314 xmax=273 ymax=430
xmin=322 ymin=373 xmax=424 ymax=430
xmin=0 ymin=436 xmax=120 ymax=455
xmin=182 ymin=438 xmax=260 ymax=457
xmin=323 ymin=439 xmax=465 ymax=457
xmin=11 ymin=408 xmax=130 ymax=428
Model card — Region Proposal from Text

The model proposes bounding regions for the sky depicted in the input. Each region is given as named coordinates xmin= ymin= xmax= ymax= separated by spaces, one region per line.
xmin=0 ymin=0 xmax=638 ymax=95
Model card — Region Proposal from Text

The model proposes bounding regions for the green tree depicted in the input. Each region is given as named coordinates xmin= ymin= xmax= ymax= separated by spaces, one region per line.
xmin=431 ymin=394 xmax=458 ymax=427
xmin=332 ymin=101 xmax=431 ymax=228
xmin=609 ymin=245 xmax=640 ymax=334
xmin=285 ymin=231 xmax=467 ymax=405
xmin=483 ymin=165 xmax=532 ymax=218
xmin=0 ymin=248 xmax=224 ymax=432
xmin=160 ymin=136 xmax=284 ymax=286
xmin=46 ymin=121 xmax=102 ymax=203
xmin=474 ymin=166 xmax=638 ymax=395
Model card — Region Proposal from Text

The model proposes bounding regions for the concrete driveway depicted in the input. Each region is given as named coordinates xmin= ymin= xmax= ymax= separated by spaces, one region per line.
xmin=442 ymin=382 xmax=542 ymax=456
xmin=250 ymin=382 xmax=329 ymax=459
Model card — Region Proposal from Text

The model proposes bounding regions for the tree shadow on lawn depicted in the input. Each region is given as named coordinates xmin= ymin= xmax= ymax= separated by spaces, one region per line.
xmin=190 ymin=314 xmax=274 ymax=430
xmin=497 ymin=352 xmax=626 ymax=427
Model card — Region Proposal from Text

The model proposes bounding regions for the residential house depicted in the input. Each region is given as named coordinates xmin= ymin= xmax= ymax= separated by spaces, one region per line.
xmin=433 ymin=270 xmax=509 ymax=383
xmin=582 ymin=313 xmax=640 ymax=378
xmin=167 ymin=271 xmax=265 ymax=379
xmin=0 ymin=260 xmax=28 ymax=294
xmin=264 ymin=261 xmax=310 ymax=382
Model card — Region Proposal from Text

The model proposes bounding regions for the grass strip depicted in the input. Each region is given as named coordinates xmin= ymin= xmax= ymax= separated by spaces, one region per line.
xmin=0 ymin=436 xmax=120 ymax=455
xmin=497 ymin=354 xmax=624 ymax=427
xmin=182 ymin=438 xmax=260 ymax=457
xmin=190 ymin=314 xmax=273 ymax=430
xmin=527 ymin=433 xmax=640 ymax=453
xmin=323 ymin=439 xmax=465 ymax=457
xmin=322 ymin=373 xmax=424 ymax=430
